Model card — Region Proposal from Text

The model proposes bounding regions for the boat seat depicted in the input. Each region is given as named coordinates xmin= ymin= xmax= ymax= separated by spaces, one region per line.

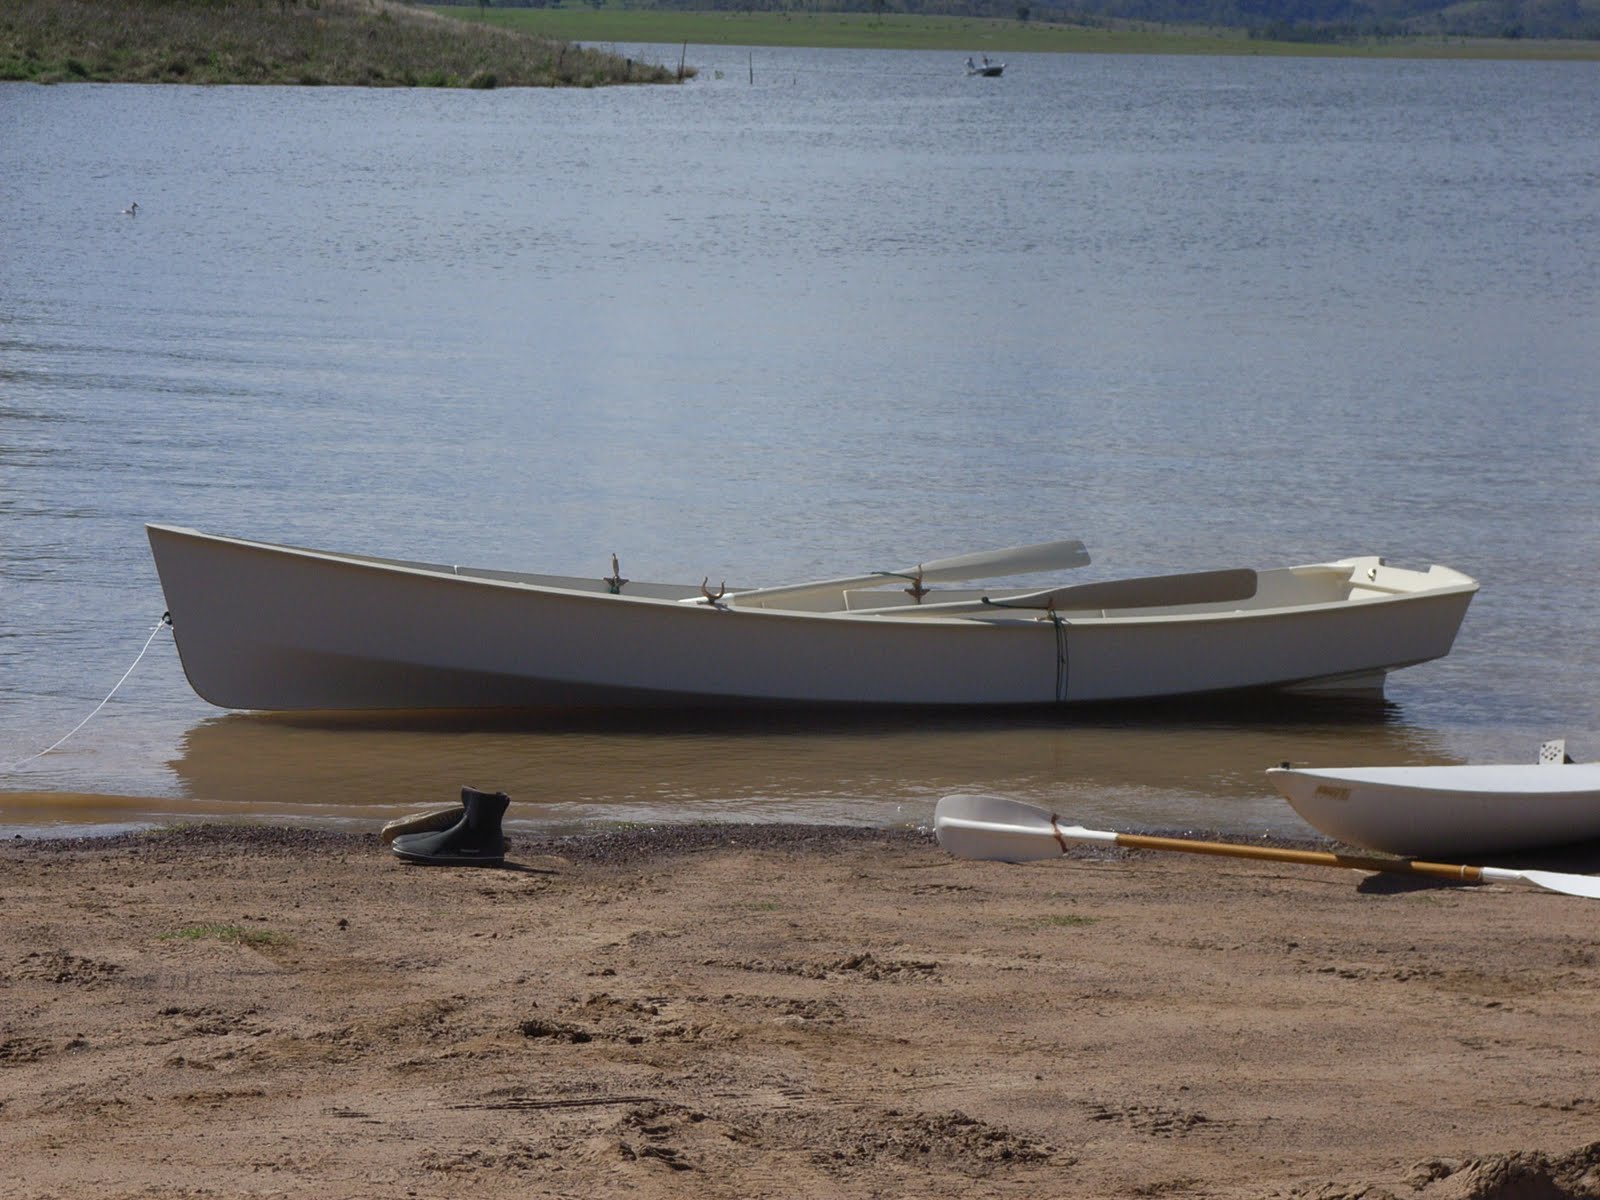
xmin=1003 ymin=568 xmax=1259 ymax=613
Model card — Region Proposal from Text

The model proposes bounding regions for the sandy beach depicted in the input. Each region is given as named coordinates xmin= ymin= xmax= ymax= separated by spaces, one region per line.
xmin=4 ymin=820 xmax=1599 ymax=1199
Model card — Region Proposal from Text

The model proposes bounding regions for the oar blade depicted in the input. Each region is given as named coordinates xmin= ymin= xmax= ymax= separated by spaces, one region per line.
xmin=1515 ymin=869 xmax=1600 ymax=899
xmin=935 ymin=820 xmax=1063 ymax=863
xmin=915 ymin=539 xmax=1090 ymax=585
xmin=726 ymin=539 xmax=1089 ymax=608
xmin=936 ymin=792 xmax=1060 ymax=828
xmin=934 ymin=793 xmax=1065 ymax=862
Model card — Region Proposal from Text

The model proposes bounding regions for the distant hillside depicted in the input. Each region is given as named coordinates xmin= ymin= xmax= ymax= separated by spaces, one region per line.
xmin=436 ymin=0 xmax=1600 ymax=40
xmin=0 ymin=0 xmax=685 ymax=85
xmin=1036 ymin=0 xmax=1600 ymax=40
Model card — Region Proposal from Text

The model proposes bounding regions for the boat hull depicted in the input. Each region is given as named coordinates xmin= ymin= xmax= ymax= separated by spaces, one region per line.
xmin=1268 ymin=763 xmax=1600 ymax=856
xmin=147 ymin=525 xmax=1477 ymax=713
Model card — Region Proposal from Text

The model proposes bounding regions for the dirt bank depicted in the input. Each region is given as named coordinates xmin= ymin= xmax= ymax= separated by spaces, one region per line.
xmin=4 ymin=823 xmax=1599 ymax=1198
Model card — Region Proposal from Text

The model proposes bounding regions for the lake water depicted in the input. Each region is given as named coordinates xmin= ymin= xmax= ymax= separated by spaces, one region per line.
xmin=3 ymin=48 xmax=1598 ymax=839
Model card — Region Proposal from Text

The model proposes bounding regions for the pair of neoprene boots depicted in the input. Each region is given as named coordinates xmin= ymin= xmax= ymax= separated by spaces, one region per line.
xmin=389 ymin=786 xmax=510 ymax=866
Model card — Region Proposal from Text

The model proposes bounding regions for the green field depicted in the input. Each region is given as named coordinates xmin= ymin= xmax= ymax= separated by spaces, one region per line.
xmin=432 ymin=6 xmax=1600 ymax=58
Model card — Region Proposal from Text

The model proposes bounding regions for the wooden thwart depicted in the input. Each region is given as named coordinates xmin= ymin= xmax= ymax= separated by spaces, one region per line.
xmin=984 ymin=567 xmax=1258 ymax=612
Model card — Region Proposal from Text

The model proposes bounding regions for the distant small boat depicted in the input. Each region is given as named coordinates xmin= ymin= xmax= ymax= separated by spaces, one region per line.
xmin=1268 ymin=742 xmax=1600 ymax=856
xmin=965 ymin=57 xmax=1004 ymax=77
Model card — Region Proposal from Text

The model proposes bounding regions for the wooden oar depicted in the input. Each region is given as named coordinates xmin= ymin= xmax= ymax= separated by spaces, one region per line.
xmin=933 ymin=793 xmax=1600 ymax=900
xmin=719 ymin=539 xmax=1090 ymax=607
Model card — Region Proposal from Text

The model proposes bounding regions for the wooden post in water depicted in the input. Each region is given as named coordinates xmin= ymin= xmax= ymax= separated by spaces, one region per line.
xmin=678 ymin=42 xmax=687 ymax=81
xmin=749 ymin=51 xmax=754 ymax=85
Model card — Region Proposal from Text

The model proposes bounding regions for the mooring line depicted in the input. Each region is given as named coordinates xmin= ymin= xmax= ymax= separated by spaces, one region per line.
xmin=2 ymin=613 xmax=172 ymax=774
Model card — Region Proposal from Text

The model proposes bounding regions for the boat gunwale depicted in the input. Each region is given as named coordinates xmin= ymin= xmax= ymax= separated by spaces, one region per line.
xmin=145 ymin=524 xmax=1480 ymax=629
xmin=1272 ymin=763 xmax=1600 ymax=797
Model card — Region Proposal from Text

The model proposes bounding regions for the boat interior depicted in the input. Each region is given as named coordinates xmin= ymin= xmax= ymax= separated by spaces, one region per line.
xmin=329 ymin=547 xmax=1450 ymax=621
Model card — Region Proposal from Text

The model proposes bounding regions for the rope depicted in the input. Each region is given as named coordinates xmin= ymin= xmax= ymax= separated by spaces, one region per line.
xmin=2 ymin=613 xmax=172 ymax=773
xmin=1051 ymin=612 xmax=1069 ymax=703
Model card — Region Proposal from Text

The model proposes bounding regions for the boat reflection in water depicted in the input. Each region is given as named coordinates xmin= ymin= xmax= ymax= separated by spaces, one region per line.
xmin=151 ymin=697 xmax=1454 ymax=838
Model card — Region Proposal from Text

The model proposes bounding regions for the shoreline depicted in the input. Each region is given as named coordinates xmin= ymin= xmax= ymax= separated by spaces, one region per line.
xmin=7 ymin=821 xmax=1600 ymax=1198
xmin=455 ymin=7 xmax=1600 ymax=60
xmin=8 ymin=817 xmax=928 ymax=859
xmin=0 ymin=786 xmax=1315 ymax=847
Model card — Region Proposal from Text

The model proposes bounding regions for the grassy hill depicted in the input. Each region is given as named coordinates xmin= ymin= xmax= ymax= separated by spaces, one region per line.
xmin=432 ymin=0 xmax=1600 ymax=54
xmin=441 ymin=4 xmax=1600 ymax=55
xmin=0 ymin=0 xmax=686 ymax=85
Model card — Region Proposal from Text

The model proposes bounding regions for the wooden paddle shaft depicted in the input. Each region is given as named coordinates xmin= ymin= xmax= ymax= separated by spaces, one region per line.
xmin=1109 ymin=832 xmax=1485 ymax=884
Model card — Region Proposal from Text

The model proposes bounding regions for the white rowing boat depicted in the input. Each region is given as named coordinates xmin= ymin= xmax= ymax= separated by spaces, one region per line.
xmin=146 ymin=524 xmax=1477 ymax=713
xmin=1267 ymin=743 xmax=1600 ymax=856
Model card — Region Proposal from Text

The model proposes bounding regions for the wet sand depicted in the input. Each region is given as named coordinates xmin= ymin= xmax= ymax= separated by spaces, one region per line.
xmin=4 ymin=821 xmax=1600 ymax=1199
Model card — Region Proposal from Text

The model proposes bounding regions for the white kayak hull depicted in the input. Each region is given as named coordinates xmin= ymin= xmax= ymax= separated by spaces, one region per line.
xmin=1268 ymin=762 xmax=1600 ymax=856
xmin=146 ymin=524 xmax=1477 ymax=714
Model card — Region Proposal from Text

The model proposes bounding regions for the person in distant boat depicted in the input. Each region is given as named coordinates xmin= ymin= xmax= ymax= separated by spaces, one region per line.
xmin=966 ymin=57 xmax=976 ymax=70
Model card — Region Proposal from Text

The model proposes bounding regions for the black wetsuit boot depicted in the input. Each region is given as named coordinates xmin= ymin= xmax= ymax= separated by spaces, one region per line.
xmin=390 ymin=786 xmax=509 ymax=866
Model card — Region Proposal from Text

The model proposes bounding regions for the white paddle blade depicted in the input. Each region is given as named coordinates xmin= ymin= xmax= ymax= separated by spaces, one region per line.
xmin=934 ymin=793 xmax=1113 ymax=863
xmin=914 ymin=540 xmax=1090 ymax=584
xmin=1494 ymin=868 xmax=1600 ymax=900
xmin=936 ymin=816 xmax=1064 ymax=863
